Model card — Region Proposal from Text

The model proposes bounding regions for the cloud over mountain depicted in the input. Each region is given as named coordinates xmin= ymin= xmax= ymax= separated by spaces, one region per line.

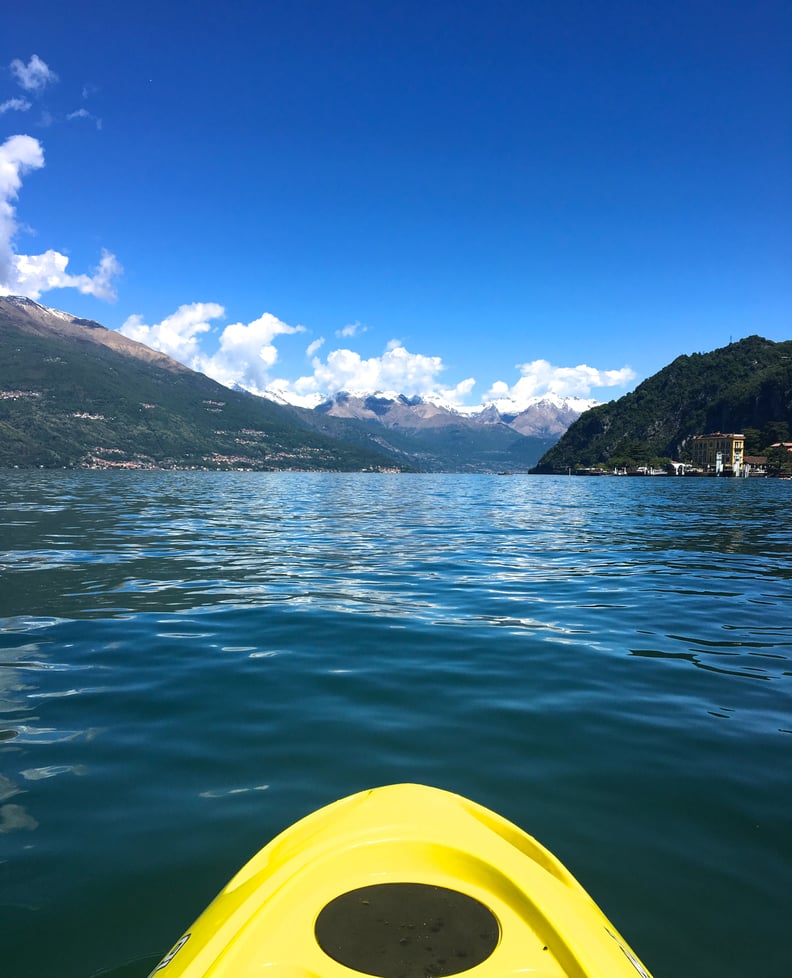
xmin=120 ymin=302 xmax=225 ymax=364
xmin=120 ymin=305 xmax=306 ymax=396
xmin=196 ymin=311 xmax=306 ymax=393
xmin=284 ymin=339 xmax=475 ymax=407
xmin=485 ymin=359 xmax=637 ymax=410
xmin=116 ymin=298 xmax=636 ymax=413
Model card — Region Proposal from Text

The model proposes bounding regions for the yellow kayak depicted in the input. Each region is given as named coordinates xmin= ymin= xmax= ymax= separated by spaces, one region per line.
xmin=150 ymin=783 xmax=652 ymax=978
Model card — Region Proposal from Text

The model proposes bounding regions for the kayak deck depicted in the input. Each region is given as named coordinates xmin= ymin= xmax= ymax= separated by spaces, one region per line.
xmin=150 ymin=783 xmax=652 ymax=978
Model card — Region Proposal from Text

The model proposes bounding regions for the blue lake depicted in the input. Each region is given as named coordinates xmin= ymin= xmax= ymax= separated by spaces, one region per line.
xmin=0 ymin=472 xmax=790 ymax=978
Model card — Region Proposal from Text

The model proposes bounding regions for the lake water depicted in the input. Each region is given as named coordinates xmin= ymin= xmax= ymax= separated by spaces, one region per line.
xmin=0 ymin=472 xmax=790 ymax=978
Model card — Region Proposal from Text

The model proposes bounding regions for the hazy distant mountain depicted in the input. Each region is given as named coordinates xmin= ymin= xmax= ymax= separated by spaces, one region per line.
xmin=0 ymin=296 xmax=408 ymax=471
xmin=478 ymin=392 xmax=599 ymax=438
xmin=533 ymin=335 xmax=792 ymax=472
xmin=264 ymin=389 xmax=592 ymax=472
xmin=265 ymin=388 xmax=596 ymax=441
xmin=284 ymin=402 xmax=548 ymax=473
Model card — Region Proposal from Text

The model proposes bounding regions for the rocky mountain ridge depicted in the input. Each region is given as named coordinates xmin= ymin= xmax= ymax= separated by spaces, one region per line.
xmin=1 ymin=295 xmax=191 ymax=372
xmin=265 ymin=387 xmax=596 ymax=441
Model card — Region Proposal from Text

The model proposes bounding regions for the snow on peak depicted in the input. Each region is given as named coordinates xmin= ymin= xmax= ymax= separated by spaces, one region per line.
xmin=484 ymin=392 xmax=599 ymax=416
xmin=42 ymin=304 xmax=76 ymax=322
xmin=259 ymin=385 xmax=599 ymax=418
xmin=2 ymin=294 xmax=42 ymax=308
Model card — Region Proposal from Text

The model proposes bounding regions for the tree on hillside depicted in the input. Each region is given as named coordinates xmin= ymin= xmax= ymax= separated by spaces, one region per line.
xmin=766 ymin=445 xmax=792 ymax=477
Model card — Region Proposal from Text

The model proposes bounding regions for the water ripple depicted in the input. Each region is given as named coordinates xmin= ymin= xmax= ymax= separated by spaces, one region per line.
xmin=0 ymin=472 xmax=790 ymax=978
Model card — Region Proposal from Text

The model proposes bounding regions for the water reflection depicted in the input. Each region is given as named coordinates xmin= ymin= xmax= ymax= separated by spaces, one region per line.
xmin=0 ymin=802 xmax=38 ymax=833
xmin=21 ymin=764 xmax=87 ymax=780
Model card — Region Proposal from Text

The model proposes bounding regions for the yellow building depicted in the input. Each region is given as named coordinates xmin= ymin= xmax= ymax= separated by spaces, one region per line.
xmin=690 ymin=432 xmax=745 ymax=474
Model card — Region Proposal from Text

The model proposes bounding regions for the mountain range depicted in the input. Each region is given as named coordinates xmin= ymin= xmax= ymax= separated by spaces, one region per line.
xmin=0 ymin=296 xmax=591 ymax=471
xmin=265 ymin=385 xmax=595 ymax=438
xmin=274 ymin=389 xmax=595 ymax=472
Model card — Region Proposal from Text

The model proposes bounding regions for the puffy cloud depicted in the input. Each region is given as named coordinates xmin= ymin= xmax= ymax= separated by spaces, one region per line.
xmin=0 ymin=134 xmax=43 ymax=201
xmin=196 ymin=312 xmax=305 ymax=393
xmin=10 ymin=55 xmax=58 ymax=93
xmin=120 ymin=305 xmax=305 ymax=394
xmin=0 ymin=134 xmax=45 ymax=287
xmin=291 ymin=339 xmax=462 ymax=400
xmin=115 ymin=300 xmax=478 ymax=406
xmin=0 ymin=134 xmax=122 ymax=300
xmin=0 ymin=98 xmax=31 ymax=114
xmin=13 ymin=248 xmax=122 ymax=301
xmin=438 ymin=376 xmax=476 ymax=407
xmin=116 ymin=300 xmax=631 ymax=412
xmin=483 ymin=358 xmax=636 ymax=409
xmin=116 ymin=298 xmax=635 ymax=411
xmin=120 ymin=303 xmax=225 ymax=363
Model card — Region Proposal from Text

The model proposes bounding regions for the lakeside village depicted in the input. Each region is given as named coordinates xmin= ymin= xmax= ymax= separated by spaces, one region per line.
xmin=576 ymin=432 xmax=792 ymax=478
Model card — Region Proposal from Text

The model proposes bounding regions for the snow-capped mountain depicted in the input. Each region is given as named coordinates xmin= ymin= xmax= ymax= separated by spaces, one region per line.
xmin=262 ymin=387 xmax=598 ymax=440
xmin=485 ymin=392 xmax=599 ymax=438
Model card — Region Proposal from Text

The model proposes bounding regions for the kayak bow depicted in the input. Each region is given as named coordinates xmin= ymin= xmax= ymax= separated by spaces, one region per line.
xmin=150 ymin=783 xmax=652 ymax=978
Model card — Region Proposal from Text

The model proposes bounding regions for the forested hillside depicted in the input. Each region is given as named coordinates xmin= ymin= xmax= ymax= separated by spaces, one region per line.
xmin=533 ymin=336 xmax=792 ymax=472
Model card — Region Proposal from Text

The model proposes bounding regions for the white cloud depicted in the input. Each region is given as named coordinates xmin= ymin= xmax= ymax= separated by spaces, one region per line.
xmin=483 ymin=358 xmax=636 ymax=409
xmin=10 ymin=55 xmax=58 ymax=93
xmin=0 ymin=134 xmax=45 ymax=287
xmin=290 ymin=339 xmax=461 ymax=400
xmin=13 ymin=248 xmax=122 ymax=301
xmin=335 ymin=321 xmax=367 ymax=338
xmin=438 ymin=376 xmax=476 ymax=407
xmin=0 ymin=134 xmax=122 ymax=301
xmin=114 ymin=299 xmax=478 ymax=406
xmin=120 ymin=303 xmax=225 ymax=363
xmin=196 ymin=312 xmax=305 ymax=393
xmin=113 ymin=299 xmax=631 ymax=412
xmin=67 ymin=108 xmax=102 ymax=130
xmin=120 ymin=306 xmax=306 ymax=394
xmin=0 ymin=98 xmax=31 ymax=114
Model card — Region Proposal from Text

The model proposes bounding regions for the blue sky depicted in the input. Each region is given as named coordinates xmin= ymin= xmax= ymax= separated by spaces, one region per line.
xmin=2 ymin=0 xmax=789 ymax=408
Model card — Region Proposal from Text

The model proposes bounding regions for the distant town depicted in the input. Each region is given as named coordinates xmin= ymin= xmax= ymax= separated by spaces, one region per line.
xmin=574 ymin=432 xmax=792 ymax=477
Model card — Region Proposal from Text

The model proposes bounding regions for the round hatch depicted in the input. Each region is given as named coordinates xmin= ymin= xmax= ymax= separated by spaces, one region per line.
xmin=315 ymin=882 xmax=500 ymax=978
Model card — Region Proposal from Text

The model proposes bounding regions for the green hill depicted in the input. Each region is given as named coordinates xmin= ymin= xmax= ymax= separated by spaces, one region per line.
xmin=532 ymin=335 xmax=792 ymax=473
xmin=0 ymin=296 xmax=408 ymax=471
